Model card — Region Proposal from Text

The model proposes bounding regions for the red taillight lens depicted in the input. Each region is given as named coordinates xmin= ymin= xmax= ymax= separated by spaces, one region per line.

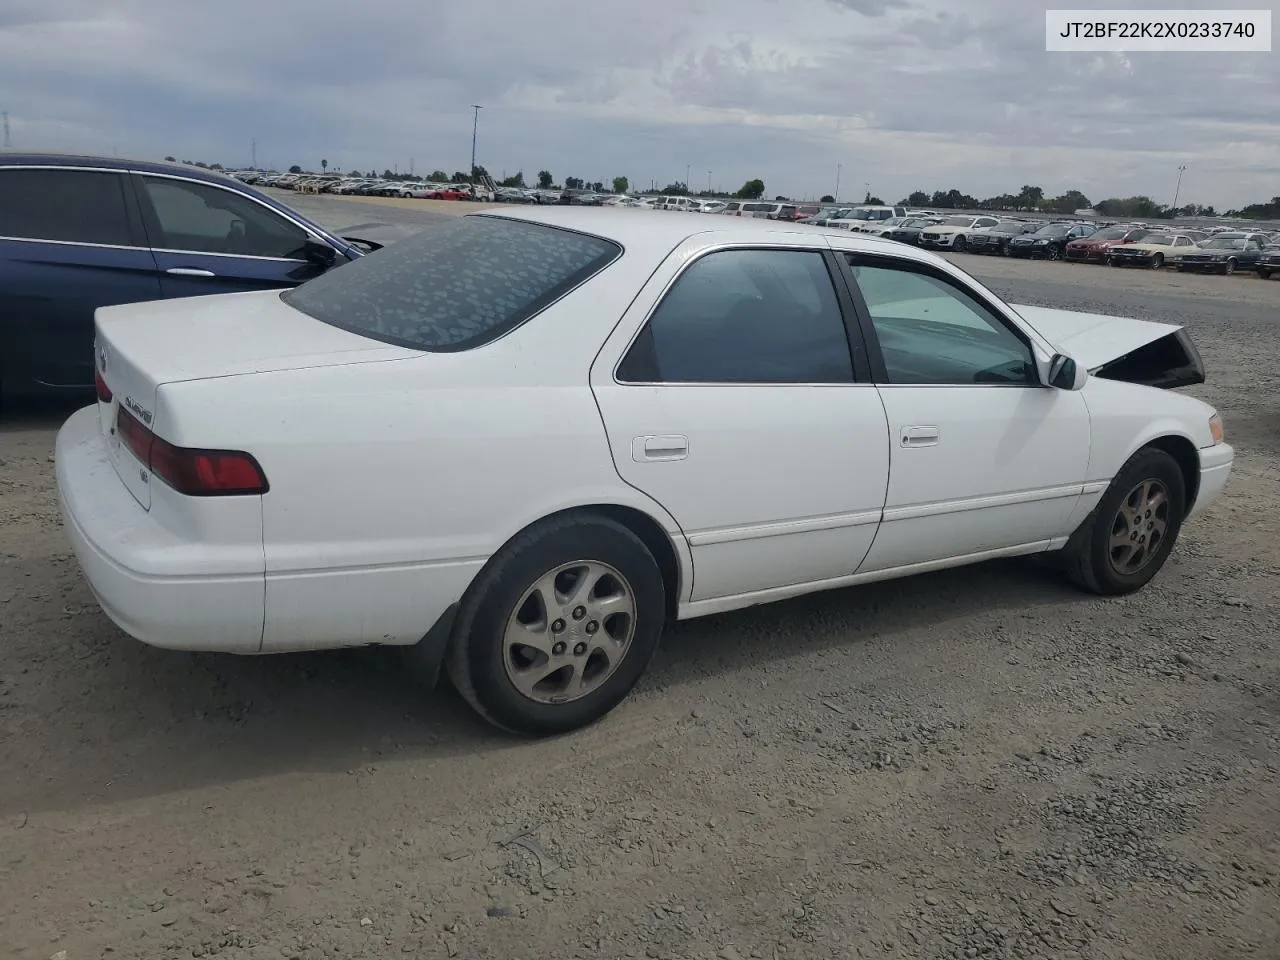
xmin=95 ymin=370 xmax=113 ymax=403
xmin=115 ymin=407 xmax=268 ymax=496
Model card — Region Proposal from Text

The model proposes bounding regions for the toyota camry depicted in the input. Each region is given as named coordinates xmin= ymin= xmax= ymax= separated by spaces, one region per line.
xmin=56 ymin=208 xmax=1233 ymax=735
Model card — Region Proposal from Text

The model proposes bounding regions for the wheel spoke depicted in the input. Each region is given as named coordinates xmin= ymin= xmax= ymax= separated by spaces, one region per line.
xmin=587 ymin=591 xmax=634 ymax=629
xmin=508 ymin=659 xmax=564 ymax=699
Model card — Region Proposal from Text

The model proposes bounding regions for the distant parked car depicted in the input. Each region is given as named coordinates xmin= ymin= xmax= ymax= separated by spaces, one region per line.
xmin=879 ymin=217 xmax=944 ymax=246
xmin=918 ymin=215 xmax=1003 ymax=251
xmin=1106 ymin=233 xmax=1203 ymax=269
xmin=1176 ymin=237 xmax=1266 ymax=275
xmin=967 ymin=220 xmax=1039 ymax=255
xmin=1255 ymin=246 xmax=1280 ymax=279
xmin=1007 ymin=222 xmax=1097 ymax=260
xmin=426 ymin=186 xmax=470 ymax=201
xmin=0 ymin=153 xmax=376 ymax=400
xmin=1064 ymin=226 xmax=1152 ymax=263
xmin=719 ymin=201 xmax=777 ymax=218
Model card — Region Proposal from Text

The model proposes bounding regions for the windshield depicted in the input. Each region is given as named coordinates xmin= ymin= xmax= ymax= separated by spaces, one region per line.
xmin=1202 ymin=238 xmax=1246 ymax=249
xmin=1142 ymin=235 xmax=1175 ymax=245
xmin=941 ymin=216 xmax=974 ymax=226
xmin=1093 ymin=227 xmax=1129 ymax=240
xmin=1033 ymin=224 xmax=1071 ymax=237
xmin=281 ymin=216 xmax=620 ymax=351
xmin=989 ymin=222 xmax=1026 ymax=234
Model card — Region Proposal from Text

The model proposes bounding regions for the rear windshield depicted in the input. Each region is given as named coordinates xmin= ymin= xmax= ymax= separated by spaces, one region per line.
xmin=281 ymin=216 xmax=620 ymax=351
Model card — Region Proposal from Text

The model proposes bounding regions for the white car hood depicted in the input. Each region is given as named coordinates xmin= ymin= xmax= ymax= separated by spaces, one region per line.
xmin=1012 ymin=304 xmax=1181 ymax=372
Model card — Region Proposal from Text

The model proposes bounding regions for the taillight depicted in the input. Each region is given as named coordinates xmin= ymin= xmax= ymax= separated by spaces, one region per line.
xmin=95 ymin=370 xmax=113 ymax=403
xmin=115 ymin=407 xmax=268 ymax=496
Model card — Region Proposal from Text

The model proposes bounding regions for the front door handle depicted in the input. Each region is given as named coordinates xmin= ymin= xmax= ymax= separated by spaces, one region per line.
xmin=632 ymin=435 xmax=689 ymax=462
xmin=901 ymin=425 xmax=940 ymax=447
xmin=165 ymin=267 xmax=217 ymax=277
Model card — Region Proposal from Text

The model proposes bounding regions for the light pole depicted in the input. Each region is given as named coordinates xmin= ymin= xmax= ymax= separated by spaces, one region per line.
xmin=1172 ymin=164 xmax=1187 ymax=210
xmin=864 ymin=181 xmax=870 ymax=202
xmin=834 ymin=162 xmax=841 ymax=201
xmin=686 ymin=163 xmax=691 ymax=193
xmin=470 ymin=104 xmax=482 ymax=181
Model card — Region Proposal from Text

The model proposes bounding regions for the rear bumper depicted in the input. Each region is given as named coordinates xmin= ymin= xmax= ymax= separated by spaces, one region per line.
xmin=1187 ymin=442 xmax=1234 ymax=521
xmin=55 ymin=405 xmax=267 ymax=652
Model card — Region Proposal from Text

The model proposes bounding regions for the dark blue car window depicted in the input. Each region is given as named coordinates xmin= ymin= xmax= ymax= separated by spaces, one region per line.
xmin=138 ymin=176 xmax=310 ymax=259
xmin=0 ymin=169 xmax=132 ymax=246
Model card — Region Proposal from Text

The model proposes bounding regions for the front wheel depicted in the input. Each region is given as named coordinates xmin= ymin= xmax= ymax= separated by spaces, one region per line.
xmin=952 ymin=235 xmax=967 ymax=252
xmin=446 ymin=513 xmax=666 ymax=736
xmin=1061 ymin=447 xmax=1186 ymax=596
xmin=1224 ymin=258 xmax=1237 ymax=275
xmin=1150 ymin=253 xmax=1164 ymax=269
xmin=1046 ymin=244 xmax=1062 ymax=261
xmin=1259 ymin=268 xmax=1273 ymax=279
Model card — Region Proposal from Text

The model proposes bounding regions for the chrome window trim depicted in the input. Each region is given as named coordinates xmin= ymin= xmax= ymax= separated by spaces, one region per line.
xmin=0 ymin=234 xmax=148 ymax=253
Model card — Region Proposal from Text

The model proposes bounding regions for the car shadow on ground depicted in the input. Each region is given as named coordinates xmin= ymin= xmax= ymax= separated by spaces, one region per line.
xmin=3 ymin=551 xmax=1083 ymax=817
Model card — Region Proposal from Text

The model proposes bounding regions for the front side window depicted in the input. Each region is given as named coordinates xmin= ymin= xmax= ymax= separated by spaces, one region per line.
xmin=283 ymin=215 xmax=619 ymax=352
xmin=618 ymin=249 xmax=854 ymax=384
xmin=0 ymin=168 xmax=132 ymax=246
xmin=138 ymin=176 xmax=309 ymax=258
xmin=847 ymin=258 xmax=1035 ymax=386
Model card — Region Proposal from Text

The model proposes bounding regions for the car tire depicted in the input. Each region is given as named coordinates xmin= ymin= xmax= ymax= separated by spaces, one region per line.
xmin=1224 ymin=258 xmax=1236 ymax=275
xmin=1260 ymin=268 xmax=1273 ymax=279
xmin=446 ymin=512 xmax=667 ymax=736
xmin=1151 ymin=253 xmax=1164 ymax=269
xmin=1061 ymin=447 xmax=1187 ymax=596
xmin=1001 ymin=243 xmax=1011 ymax=257
xmin=952 ymin=235 xmax=967 ymax=252
xmin=1046 ymin=244 xmax=1062 ymax=261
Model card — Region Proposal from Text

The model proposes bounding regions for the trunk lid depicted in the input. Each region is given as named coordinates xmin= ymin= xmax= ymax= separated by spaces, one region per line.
xmin=1013 ymin=304 xmax=1206 ymax=389
xmin=94 ymin=289 xmax=421 ymax=510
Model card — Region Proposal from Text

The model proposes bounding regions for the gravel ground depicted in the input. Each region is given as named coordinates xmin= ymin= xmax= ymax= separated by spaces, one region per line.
xmin=2 ymin=199 xmax=1278 ymax=960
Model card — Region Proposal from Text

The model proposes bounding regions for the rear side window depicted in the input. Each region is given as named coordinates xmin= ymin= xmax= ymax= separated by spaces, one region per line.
xmin=281 ymin=216 xmax=620 ymax=351
xmin=0 ymin=169 xmax=132 ymax=246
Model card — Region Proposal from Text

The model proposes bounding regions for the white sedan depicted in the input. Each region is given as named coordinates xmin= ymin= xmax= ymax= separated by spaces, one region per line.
xmin=56 ymin=208 xmax=1233 ymax=735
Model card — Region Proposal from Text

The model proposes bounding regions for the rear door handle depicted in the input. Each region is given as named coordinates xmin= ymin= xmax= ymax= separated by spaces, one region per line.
xmin=901 ymin=425 xmax=940 ymax=447
xmin=632 ymin=435 xmax=689 ymax=462
xmin=165 ymin=267 xmax=217 ymax=277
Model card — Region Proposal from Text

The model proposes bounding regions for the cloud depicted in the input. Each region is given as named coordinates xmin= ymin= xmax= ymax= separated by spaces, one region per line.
xmin=0 ymin=0 xmax=1275 ymax=209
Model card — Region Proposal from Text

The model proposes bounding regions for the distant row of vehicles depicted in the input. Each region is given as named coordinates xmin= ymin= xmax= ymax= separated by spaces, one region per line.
xmin=805 ymin=208 xmax=1280 ymax=275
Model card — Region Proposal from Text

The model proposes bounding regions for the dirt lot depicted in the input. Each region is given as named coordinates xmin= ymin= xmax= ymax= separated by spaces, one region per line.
xmin=1 ymin=221 xmax=1278 ymax=960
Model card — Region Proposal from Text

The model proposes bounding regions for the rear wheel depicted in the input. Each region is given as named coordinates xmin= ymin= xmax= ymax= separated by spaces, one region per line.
xmin=446 ymin=513 xmax=666 ymax=736
xmin=1061 ymin=447 xmax=1186 ymax=596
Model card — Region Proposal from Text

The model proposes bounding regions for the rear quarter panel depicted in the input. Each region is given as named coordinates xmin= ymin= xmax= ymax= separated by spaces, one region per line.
xmin=158 ymin=269 xmax=691 ymax=652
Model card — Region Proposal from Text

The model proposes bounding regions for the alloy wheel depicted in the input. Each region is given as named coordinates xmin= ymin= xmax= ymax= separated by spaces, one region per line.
xmin=1108 ymin=479 xmax=1170 ymax=576
xmin=503 ymin=560 xmax=637 ymax=704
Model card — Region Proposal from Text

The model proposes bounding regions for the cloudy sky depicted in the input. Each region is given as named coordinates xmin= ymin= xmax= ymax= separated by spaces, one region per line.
xmin=1 ymin=0 xmax=1275 ymax=209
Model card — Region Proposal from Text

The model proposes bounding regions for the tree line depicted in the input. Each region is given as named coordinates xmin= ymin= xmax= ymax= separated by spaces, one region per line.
xmin=893 ymin=184 xmax=1225 ymax=219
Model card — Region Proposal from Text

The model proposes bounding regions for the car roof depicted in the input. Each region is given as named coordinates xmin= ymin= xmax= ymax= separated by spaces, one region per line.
xmin=0 ymin=150 xmax=242 ymax=186
xmin=470 ymin=204 xmax=939 ymax=262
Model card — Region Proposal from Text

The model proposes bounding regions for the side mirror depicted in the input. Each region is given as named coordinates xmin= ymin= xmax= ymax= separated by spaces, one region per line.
xmin=1047 ymin=353 xmax=1086 ymax=390
xmin=301 ymin=239 xmax=338 ymax=269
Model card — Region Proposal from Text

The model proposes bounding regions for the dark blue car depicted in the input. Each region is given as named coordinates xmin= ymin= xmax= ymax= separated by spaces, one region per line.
xmin=0 ymin=153 xmax=373 ymax=400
